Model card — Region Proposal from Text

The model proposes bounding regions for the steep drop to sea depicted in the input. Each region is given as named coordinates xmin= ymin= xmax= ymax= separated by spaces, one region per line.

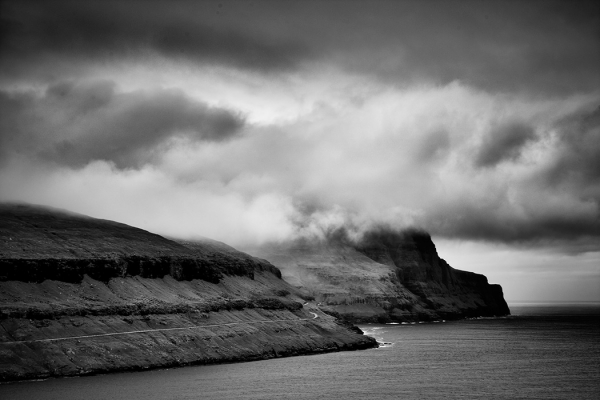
xmin=0 ymin=203 xmax=375 ymax=382
xmin=246 ymin=227 xmax=510 ymax=323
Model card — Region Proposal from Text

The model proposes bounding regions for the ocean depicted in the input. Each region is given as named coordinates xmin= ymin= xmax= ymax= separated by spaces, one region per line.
xmin=1 ymin=304 xmax=599 ymax=399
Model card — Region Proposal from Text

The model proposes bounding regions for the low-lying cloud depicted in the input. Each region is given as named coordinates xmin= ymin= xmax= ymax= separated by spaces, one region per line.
xmin=2 ymin=78 xmax=598 ymax=253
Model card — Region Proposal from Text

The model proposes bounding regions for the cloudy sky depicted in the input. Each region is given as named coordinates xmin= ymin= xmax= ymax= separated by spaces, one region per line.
xmin=1 ymin=0 xmax=599 ymax=302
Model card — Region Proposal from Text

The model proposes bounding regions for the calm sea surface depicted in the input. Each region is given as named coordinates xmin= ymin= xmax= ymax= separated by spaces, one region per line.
xmin=1 ymin=303 xmax=599 ymax=399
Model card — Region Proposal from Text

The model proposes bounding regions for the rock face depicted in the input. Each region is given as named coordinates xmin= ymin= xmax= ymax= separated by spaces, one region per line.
xmin=0 ymin=204 xmax=376 ymax=382
xmin=247 ymin=228 xmax=510 ymax=323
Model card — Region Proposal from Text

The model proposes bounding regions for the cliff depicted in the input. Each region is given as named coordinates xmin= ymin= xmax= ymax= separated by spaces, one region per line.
xmin=247 ymin=228 xmax=510 ymax=323
xmin=0 ymin=204 xmax=376 ymax=382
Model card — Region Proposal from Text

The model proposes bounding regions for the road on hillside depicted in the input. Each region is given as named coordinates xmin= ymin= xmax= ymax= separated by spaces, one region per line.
xmin=1 ymin=312 xmax=321 ymax=345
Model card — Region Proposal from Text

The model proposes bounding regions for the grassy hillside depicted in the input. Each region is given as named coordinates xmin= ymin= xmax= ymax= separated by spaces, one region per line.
xmin=0 ymin=204 xmax=376 ymax=381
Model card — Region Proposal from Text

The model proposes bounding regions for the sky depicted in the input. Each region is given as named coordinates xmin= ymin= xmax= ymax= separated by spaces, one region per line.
xmin=1 ymin=0 xmax=599 ymax=302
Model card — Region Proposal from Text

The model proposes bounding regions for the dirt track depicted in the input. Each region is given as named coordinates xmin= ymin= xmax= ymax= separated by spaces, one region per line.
xmin=0 ymin=315 xmax=319 ymax=345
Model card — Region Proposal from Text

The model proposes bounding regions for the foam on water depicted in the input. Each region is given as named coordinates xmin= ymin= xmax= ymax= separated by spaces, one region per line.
xmin=361 ymin=326 xmax=395 ymax=348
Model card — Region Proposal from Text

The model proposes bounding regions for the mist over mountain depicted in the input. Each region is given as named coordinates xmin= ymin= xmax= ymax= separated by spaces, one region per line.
xmin=245 ymin=225 xmax=509 ymax=323
xmin=1 ymin=0 xmax=598 ymax=302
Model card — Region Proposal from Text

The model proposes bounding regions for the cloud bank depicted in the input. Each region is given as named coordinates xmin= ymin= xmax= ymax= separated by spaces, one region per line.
xmin=0 ymin=0 xmax=599 ymax=257
xmin=0 ymin=81 xmax=244 ymax=168
xmin=1 ymin=79 xmax=598 ymax=252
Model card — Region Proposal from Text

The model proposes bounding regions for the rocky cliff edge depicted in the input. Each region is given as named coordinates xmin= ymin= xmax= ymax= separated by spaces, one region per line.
xmin=247 ymin=227 xmax=510 ymax=323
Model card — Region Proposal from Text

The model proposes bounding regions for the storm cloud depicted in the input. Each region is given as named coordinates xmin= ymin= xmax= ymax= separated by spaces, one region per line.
xmin=545 ymin=106 xmax=600 ymax=187
xmin=0 ymin=80 xmax=244 ymax=168
xmin=2 ymin=0 xmax=599 ymax=96
xmin=475 ymin=122 xmax=537 ymax=168
xmin=0 ymin=0 xmax=311 ymax=83
xmin=0 ymin=0 xmax=599 ymax=269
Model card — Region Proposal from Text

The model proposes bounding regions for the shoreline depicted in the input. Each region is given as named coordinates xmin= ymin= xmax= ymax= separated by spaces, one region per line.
xmin=0 ymin=335 xmax=378 ymax=384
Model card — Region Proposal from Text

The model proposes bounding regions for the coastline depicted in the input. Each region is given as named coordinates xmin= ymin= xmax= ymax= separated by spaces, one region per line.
xmin=0 ymin=331 xmax=377 ymax=384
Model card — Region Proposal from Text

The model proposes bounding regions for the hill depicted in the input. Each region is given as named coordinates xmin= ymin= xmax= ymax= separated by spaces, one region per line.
xmin=246 ymin=227 xmax=510 ymax=322
xmin=0 ymin=204 xmax=376 ymax=382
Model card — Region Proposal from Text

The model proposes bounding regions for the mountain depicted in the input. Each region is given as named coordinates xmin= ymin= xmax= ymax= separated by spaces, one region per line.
xmin=246 ymin=227 xmax=510 ymax=322
xmin=0 ymin=204 xmax=376 ymax=382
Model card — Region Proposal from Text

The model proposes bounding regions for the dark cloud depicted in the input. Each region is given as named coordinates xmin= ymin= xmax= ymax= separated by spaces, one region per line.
xmin=0 ymin=0 xmax=311 ymax=79
xmin=475 ymin=122 xmax=537 ymax=167
xmin=334 ymin=1 xmax=596 ymax=95
xmin=0 ymin=0 xmax=598 ymax=259
xmin=2 ymin=1 xmax=598 ymax=96
xmin=418 ymin=106 xmax=600 ymax=250
xmin=365 ymin=0 xmax=600 ymax=95
xmin=0 ymin=80 xmax=244 ymax=168
xmin=424 ymin=200 xmax=600 ymax=248
xmin=544 ymin=105 xmax=600 ymax=187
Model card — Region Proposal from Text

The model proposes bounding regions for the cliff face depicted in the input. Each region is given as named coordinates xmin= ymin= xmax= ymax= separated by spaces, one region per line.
xmin=355 ymin=228 xmax=510 ymax=320
xmin=0 ymin=204 xmax=376 ymax=382
xmin=248 ymin=228 xmax=510 ymax=323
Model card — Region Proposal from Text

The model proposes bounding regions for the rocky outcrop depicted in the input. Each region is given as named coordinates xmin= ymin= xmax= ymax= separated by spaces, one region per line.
xmin=0 ymin=204 xmax=376 ymax=382
xmin=355 ymin=228 xmax=510 ymax=319
xmin=247 ymin=227 xmax=510 ymax=323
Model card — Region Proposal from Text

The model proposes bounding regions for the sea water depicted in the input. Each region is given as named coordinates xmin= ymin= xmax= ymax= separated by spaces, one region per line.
xmin=1 ymin=304 xmax=599 ymax=399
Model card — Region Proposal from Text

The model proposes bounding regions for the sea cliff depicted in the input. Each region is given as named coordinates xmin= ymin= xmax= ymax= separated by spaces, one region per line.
xmin=0 ymin=204 xmax=376 ymax=382
xmin=247 ymin=227 xmax=510 ymax=323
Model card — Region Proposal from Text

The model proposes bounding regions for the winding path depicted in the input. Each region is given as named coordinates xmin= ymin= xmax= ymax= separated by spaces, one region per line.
xmin=1 ymin=312 xmax=321 ymax=345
